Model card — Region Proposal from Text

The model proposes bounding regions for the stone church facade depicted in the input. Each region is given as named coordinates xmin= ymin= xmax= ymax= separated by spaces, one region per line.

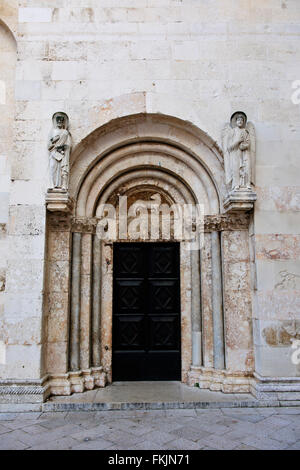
xmin=0 ymin=0 xmax=299 ymax=404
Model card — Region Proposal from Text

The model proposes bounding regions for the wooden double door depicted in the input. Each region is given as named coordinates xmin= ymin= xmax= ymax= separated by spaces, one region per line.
xmin=112 ymin=242 xmax=181 ymax=381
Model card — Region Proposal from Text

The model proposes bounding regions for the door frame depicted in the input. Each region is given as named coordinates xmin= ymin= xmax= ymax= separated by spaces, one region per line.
xmin=100 ymin=240 xmax=194 ymax=384
xmin=112 ymin=241 xmax=182 ymax=381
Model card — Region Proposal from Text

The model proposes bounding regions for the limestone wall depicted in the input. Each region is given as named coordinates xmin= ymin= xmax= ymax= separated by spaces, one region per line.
xmin=0 ymin=0 xmax=299 ymax=387
xmin=0 ymin=18 xmax=17 ymax=379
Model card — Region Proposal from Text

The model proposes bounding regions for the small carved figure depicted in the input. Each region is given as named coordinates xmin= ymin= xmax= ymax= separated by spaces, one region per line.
xmin=222 ymin=112 xmax=255 ymax=192
xmin=48 ymin=112 xmax=71 ymax=190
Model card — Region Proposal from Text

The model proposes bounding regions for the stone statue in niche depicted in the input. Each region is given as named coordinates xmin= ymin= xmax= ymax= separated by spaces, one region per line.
xmin=222 ymin=112 xmax=255 ymax=193
xmin=48 ymin=112 xmax=71 ymax=191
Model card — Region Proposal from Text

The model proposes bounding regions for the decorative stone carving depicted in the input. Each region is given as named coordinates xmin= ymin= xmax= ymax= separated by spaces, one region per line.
xmin=46 ymin=112 xmax=73 ymax=213
xmin=72 ymin=217 xmax=99 ymax=234
xmin=0 ymin=377 xmax=50 ymax=404
xmin=48 ymin=112 xmax=71 ymax=191
xmin=0 ymin=271 xmax=5 ymax=292
xmin=204 ymin=213 xmax=250 ymax=232
xmin=222 ymin=112 xmax=257 ymax=212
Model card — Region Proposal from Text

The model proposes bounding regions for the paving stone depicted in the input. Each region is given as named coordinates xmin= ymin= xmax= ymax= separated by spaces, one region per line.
xmin=286 ymin=441 xmax=300 ymax=450
xmin=0 ymin=413 xmax=19 ymax=421
xmin=0 ymin=435 xmax=29 ymax=450
xmin=152 ymin=420 xmax=184 ymax=433
xmin=1 ymin=406 xmax=299 ymax=450
xmin=269 ymin=427 xmax=300 ymax=445
xmin=258 ymin=415 xmax=292 ymax=429
xmin=281 ymin=414 xmax=300 ymax=425
xmin=221 ymin=408 xmax=261 ymax=417
xmin=0 ymin=423 xmax=11 ymax=434
xmin=14 ymin=412 xmax=42 ymax=420
xmin=241 ymin=435 xmax=289 ymax=450
xmin=132 ymin=440 xmax=168 ymax=450
xmin=38 ymin=412 xmax=68 ymax=420
xmin=215 ymin=416 xmax=241 ymax=426
xmin=70 ymin=423 xmax=110 ymax=441
xmin=198 ymin=434 xmax=241 ymax=450
xmin=71 ymin=437 xmax=114 ymax=450
xmin=119 ymin=422 xmax=157 ymax=436
xmin=38 ymin=418 xmax=69 ymax=430
xmin=2 ymin=419 xmax=41 ymax=431
xmin=222 ymin=413 xmax=265 ymax=423
xmin=103 ymin=429 xmax=145 ymax=446
xmin=21 ymin=423 xmax=50 ymax=435
xmin=165 ymin=409 xmax=197 ymax=418
xmin=64 ymin=411 xmax=97 ymax=422
xmin=132 ymin=410 xmax=167 ymax=419
xmin=256 ymin=408 xmax=277 ymax=417
xmin=141 ymin=430 xmax=176 ymax=444
xmin=28 ymin=436 xmax=79 ymax=450
xmin=170 ymin=425 xmax=210 ymax=442
xmin=164 ymin=438 xmax=203 ymax=450
xmin=234 ymin=444 xmax=258 ymax=450
xmin=222 ymin=428 xmax=253 ymax=442
xmin=10 ymin=423 xmax=83 ymax=446
xmin=189 ymin=421 xmax=230 ymax=436
xmin=104 ymin=443 xmax=141 ymax=450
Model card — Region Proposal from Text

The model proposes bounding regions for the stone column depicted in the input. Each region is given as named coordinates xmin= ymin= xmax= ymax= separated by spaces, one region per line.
xmin=191 ymin=249 xmax=202 ymax=366
xmin=101 ymin=243 xmax=113 ymax=382
xmin=70 ymin=232 xmax=82 ymax=371
xmin=92 ymin=234 xmax=101 ymax=367
xmin=80 ymin=233 xmax=92 ymax=370
xmin=201 ymin=232 xmax=214 ymax=368
xmin=211 ymin=230 xmax=225 ymax=370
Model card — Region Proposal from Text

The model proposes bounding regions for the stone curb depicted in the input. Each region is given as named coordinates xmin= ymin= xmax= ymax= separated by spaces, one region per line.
xmin=1 ymin=399 xmax=300 ymax=413
xmin=42 ymin=400 xmax=278 ymax=412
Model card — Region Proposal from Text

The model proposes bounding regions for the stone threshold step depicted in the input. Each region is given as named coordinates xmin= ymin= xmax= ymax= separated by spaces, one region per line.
xmin=0 ymin=400 xmax=300 ymax=413
xmin=42 ymin=399 xmax=293 ymax=412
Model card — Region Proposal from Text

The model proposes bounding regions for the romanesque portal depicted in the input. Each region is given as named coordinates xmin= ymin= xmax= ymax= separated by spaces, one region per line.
xmin=44 ymin=113 xmax=255 ymax=397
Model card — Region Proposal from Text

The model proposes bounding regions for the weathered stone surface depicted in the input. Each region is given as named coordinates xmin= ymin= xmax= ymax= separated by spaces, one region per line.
xmin=0 ymin=0 xmax=299 ymax=402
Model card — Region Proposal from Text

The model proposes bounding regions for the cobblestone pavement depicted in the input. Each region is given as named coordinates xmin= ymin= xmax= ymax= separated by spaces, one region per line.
xmin=0 ymin=407 xmax=299 ymax=450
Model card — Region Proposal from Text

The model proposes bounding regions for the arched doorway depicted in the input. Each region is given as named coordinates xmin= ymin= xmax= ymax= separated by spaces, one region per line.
xmin=44 ymin=114 xmax=254 ymax=396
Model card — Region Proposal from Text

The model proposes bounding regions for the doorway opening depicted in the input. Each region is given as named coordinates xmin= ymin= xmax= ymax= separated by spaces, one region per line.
xmin=112 ymin=242 xmax=181 ymax=381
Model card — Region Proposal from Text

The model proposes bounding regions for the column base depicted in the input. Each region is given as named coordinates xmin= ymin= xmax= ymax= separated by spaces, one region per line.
xmin=188 ymin=367 xmax=252 ymax=393
xmin=47 ymin=367 xmax=107 ymax=396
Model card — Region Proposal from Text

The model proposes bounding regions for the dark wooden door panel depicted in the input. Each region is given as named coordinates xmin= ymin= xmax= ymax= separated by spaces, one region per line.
xmin=149 ymin=316 xmax=180 ymax=350
xmin=149 ymin=280 xmax=180 ymax=313
xmin=114 ymin=315 xmax=146 ymax=350
xmin=114 ymin=280 xmax=145 ymax=313
xmin=112 ymin=242 xmax=181 ymax=381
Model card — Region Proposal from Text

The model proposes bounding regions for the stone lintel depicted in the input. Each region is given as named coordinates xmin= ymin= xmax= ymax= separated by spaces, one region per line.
xmin=69 ymin=214 xmax=251 ymax=235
